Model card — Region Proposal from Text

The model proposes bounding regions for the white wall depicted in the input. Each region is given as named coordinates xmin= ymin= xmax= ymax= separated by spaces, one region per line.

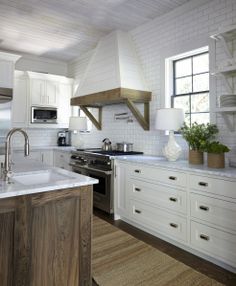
xmin=68 ymin=0 xmax=236 ymax=158
xmin=0 ymin=128 xmax=59 ymax=148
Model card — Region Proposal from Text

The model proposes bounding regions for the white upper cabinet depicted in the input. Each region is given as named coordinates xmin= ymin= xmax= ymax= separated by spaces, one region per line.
xmin=0 ymin=51 xmax=21 ymax=88
xmin=30 ymin=79 xmax=45 ymax=106
xmin=12 ymin=71 xmax=28 ymax=127
xmin=45 ymin=81 xmax=58 ymax=106
xmin=12 ymin=71 xmax=73 ymax=128
xmin=30 ymin=78 xmax=58 ymax=107
xmin=0 ymin=61 xmax=14 ymax=88
xmin=57 ymin=83 xmax=72 ymax=128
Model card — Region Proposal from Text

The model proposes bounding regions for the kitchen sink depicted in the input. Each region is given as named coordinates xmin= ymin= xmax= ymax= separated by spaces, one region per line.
xmin=12 ymin=170 xmax=73 ymax=186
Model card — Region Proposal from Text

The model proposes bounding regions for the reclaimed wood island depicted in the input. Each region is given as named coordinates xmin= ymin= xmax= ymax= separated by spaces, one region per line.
xmin=0 ymin=166 xmax=98 ymax=286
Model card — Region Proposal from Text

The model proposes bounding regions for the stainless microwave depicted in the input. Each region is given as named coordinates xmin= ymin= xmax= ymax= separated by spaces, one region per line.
xmin=31 ymin=106 xmax=57 ymax=124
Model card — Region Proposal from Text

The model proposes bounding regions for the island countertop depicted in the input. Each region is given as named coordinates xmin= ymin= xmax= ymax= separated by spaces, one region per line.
xmin=0 ymin=159 xmax=98 ymax=199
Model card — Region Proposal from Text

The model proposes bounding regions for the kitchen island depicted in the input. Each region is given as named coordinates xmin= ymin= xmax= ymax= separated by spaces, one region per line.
xmin=0 ymin=160 xmax=98 ymax=286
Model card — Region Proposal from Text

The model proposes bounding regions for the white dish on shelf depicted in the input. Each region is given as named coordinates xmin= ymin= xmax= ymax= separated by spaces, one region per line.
xmin=220 ymin=94 xmax=236 ymax=107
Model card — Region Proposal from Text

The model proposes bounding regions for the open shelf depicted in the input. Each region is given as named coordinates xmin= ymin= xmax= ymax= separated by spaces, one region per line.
xmin=211 ymin=64 xmax=236 ymax=75
xmin=214 ymin=107 xmax=236 ymax=113
xmin=211 ymin=25 xmax=236 ymax=59
xmin=211 ymin=24 xmax=236 ymax=41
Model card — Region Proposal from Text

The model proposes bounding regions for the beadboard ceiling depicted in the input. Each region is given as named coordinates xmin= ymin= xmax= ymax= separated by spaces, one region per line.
xmin=0 ymin=0 xmax=190 ymax=61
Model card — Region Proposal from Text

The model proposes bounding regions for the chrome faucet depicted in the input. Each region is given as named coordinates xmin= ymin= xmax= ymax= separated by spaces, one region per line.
xmin=3 ymin=128 xmax=30 ymax=183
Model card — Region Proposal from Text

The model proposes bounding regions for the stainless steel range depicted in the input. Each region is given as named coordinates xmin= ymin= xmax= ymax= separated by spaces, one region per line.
xmin=70 ymin=149 xmax=143 ymax=214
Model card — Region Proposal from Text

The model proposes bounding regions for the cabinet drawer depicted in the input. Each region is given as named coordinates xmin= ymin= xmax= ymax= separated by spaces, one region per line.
xmin=129 ymin=165 xmax=186 ymax=188
xmin=54 ymin=151 xmax=70 ymax=166
xmin=189 ymin=174 xmax=236 ymax=199
xmin=129 ymin=200 xmax=187 ymax=242
xmin=190 ymin=193 xmax=236 ymax=232
xmin=191 ymin=221 xmax=236 ymax=267
xmin=128 ymin=179 xmax=187 ymax=214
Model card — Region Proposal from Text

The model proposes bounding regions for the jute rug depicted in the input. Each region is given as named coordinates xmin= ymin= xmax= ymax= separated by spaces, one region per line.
xmin=92 ymin=216 xmax=223 ymax=286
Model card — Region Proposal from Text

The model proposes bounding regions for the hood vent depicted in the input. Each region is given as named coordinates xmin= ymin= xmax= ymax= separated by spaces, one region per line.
xmin=0 ymin=87 xmax=13 ymax=103
xmin=71 ymin=31 xmax=151 ymax=130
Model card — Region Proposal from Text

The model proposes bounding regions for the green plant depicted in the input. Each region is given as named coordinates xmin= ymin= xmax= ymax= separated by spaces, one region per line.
xmin=204 ymin=141 xmax=230 ymax=154
xmin=179 ymin=122 xmax=219 ymax=151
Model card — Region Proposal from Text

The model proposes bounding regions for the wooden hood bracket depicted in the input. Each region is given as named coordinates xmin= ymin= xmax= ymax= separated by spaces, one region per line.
xmin=126 ymin=99 xmax=150 ymax=130
xmin=80 ymin=106 xmax=102 ymax=130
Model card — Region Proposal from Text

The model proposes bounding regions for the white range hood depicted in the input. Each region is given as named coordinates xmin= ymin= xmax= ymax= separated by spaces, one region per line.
xmin=76 ymin=30 xmax=149 ymax=97
xmin=71 ymin=31 xmax=151 ymax=131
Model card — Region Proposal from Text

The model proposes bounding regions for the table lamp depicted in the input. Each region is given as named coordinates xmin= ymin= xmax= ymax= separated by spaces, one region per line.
xmin=69 ymin=116 xmax=88 ymax=148
xmin=69 ymin=116 xmax=87 ymax=133
xmin=155 ymin=108 xmax=184 ymax=161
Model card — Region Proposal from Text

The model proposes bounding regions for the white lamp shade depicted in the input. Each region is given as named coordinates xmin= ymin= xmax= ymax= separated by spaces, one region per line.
xmin=69 ymin=116 xmax=87 ymax=131
xmin=155 ymin=108 xmax=184 ymax=131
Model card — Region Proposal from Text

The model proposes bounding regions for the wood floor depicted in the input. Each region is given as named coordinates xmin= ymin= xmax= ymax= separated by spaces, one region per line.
xmin=93 ymin=209 xmax=236 ymax=286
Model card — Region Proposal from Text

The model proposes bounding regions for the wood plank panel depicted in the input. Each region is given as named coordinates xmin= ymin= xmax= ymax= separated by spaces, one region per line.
xmin=79 ymin=186 xmax=93 ymax=286
xmin=13 ymin=196 xmax=32 ymax=286
xmin=30 ymin=197 xmax=80 ymax=286
xmin=0 ymin=186 xmax=93 ymax=286
xmin=0 ymin=211 xmax=14 ymax=286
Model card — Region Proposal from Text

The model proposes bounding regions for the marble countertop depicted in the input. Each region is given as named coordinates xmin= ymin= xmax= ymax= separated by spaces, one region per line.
xmin=116 ymin=155 xmax=236 ymax=179
xmin=0 ymin=159 xmax=98 ymax=199
xmin=13 ymin=145 xmax=76 ymax=153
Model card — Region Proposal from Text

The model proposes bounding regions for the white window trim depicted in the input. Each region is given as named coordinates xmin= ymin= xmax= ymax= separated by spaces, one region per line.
xmin=164 ymin=46 xmax=209 ymax=109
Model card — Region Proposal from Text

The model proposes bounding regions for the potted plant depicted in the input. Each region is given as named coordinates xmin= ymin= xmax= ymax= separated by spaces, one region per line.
xmin=204 ymin=141 xmax=230 ymax=168
xmin=180 ymin=122 xmax=218 ymax=165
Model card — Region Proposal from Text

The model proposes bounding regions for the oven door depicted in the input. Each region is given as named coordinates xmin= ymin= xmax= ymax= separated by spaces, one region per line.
xmin=71 ymin=165 xmax=113 ymax=214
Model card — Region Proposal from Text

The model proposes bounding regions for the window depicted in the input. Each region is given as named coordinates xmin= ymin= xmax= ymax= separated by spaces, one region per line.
xmin=171 ymin=52 xmax=209 ymax=126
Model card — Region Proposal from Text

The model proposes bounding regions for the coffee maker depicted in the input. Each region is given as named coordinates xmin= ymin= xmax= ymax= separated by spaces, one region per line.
xmin=57 ymin=131 xmax=71 ymax=146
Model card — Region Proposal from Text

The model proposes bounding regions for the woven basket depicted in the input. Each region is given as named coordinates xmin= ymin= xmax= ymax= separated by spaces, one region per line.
xmin=189 ymin=150 xmax=204 ymax=165
xmin=207 ymin=153 xmax=225 ymax=168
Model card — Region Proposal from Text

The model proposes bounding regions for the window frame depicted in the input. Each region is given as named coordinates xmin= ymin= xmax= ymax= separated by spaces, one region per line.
xmin=171 ymin=51 xmax=210 ymax=126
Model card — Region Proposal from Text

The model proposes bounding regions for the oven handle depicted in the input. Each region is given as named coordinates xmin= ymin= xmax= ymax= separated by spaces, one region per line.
xmin=69 ymin=163 xmax=113 ymax=176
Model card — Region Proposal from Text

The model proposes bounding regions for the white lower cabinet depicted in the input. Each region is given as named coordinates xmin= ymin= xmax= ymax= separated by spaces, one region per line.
xmin=190 ymin=221 xmax=236 ymax=267
xmin=127 ymin=178 xmax=187 ymax=215
xmin=114 ymin=160 xmax=236 ymax=271
xmin=190 ymin=193 xmax=236 ymax=232
xmin=129 ymin=199 xmax=187 ymax=242
xmin=53 ymin=151 xmax=71 ymax=171
xmin=13 ymin=150 xmax=54 ymax=166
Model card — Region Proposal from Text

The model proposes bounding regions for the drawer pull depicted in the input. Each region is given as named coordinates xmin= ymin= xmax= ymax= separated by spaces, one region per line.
xmin=198 ymin=182 xmax=208 ymax=187
xmin=134 ymin=169 xmax=141 ymax=173
xmin=135 ymin=209 xmax=142 ymax=214
xmin=169 ymin=197 xmax=177 ymax=202
xmin=169 ymin=223 xmax=178 ymax=228
xmin=199 ymin=205 xmax=209 ymax=211
xmin=169 ymin=176 xmax=177 ymax=181
xmin=134 ymin=187 xmax=141 ymax=192
xmin=200 ymin=234 xmax=210 ymax=241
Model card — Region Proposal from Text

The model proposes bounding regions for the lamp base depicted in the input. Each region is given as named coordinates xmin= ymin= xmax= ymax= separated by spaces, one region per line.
xmin=163 ymin=131 xmax=182 ymax=161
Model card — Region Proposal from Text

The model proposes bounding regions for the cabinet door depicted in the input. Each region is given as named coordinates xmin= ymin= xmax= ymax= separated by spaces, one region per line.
xmin=45 ymin=81 xmax=58 ymax=107
xmin=57 ymin=83 xmax=71 ymax=128
xmin=12 ymin=77 xmax=28 ymax=127
xmin=53 ymin=151 xmax=71 ymax=170
xmin=13 ymin=150 xmax=41 ymax=163
xmin=114 ymin=162 xmax=128 ymax=217
xmin=31 ymin=79 xmax=45 ymax=106
xmin=41 ymin=151 xmax=54 ymax=166
xmin=26 ymin=151 xmax=41 ymax=162
xmin=0 ymin=60 xmax=14 ymax=88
